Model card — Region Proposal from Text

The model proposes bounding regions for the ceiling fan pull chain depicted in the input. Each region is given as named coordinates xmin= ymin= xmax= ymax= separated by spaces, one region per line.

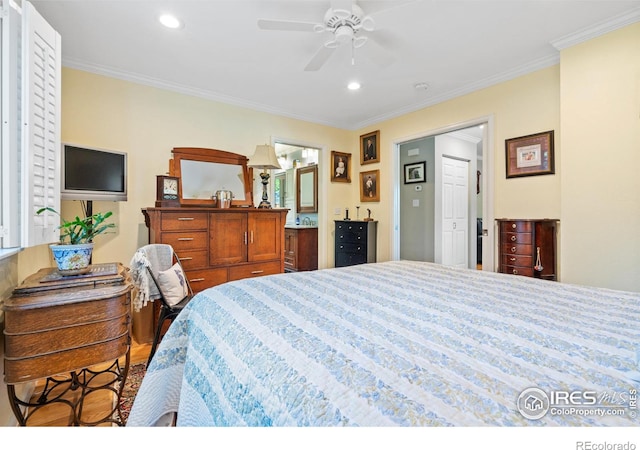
xmin=351 ymin=39 xmax=356 ymax=65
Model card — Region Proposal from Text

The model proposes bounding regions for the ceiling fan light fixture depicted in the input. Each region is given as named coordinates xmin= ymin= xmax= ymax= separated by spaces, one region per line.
xmin=334 ymin=25 xmax=354 ymax=43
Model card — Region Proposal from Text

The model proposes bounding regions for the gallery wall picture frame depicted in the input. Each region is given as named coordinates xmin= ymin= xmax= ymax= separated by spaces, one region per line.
xmin=404 ymin=161 xmax=426 ymax=184
xmin=360 ymin=169 xmax=380 ymax=202
xmin=360 ymin=130 xmax=380 ymax=165
xmin=330 ymin=150 xmax=351 ymax=183
xmin=505 ymin=130 xmax=555 ymax=178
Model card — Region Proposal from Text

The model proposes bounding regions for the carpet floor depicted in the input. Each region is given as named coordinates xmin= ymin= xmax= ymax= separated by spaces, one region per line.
xmin=119 ymin=363 xmax=146 ymax=424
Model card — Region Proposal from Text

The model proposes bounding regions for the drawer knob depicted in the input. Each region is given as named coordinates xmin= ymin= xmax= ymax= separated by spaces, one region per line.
xmin=251 ymin=270 xmax=265 ymax=275
xmin=177 ymin=217 xmax=195 ymax=221
xmin=178 ymin=237 xmax=194 ymax=241
xmin=189 ymin=278 xmax=205 ymax=283
xmin=510 ymin=235 xmax=516 ymax=242
xmin=511 ymin=246 xmax=516 ymax=253
xmin=510 ymin=257 xmax=516 ymax=262
xmin=512 ymin=269 xmax=518 ymax=275
xmin=511 ymin=223 xmax=516 ymax=229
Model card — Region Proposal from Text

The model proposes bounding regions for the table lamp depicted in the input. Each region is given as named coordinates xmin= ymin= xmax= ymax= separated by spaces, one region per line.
xmin=248 ymin=144 xmax=282 ymax=209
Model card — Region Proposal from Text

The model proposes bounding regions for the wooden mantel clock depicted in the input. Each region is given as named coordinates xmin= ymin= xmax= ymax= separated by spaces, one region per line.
xmin=156 ymin=175 xmax=180 ymax=207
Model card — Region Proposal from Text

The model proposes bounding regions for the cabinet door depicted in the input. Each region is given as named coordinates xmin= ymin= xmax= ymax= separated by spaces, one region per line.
xmin=284 ymin=229 xmax=297 ymax=271
xmin=249 ymin=212 xmax=282 ymax=262
xmin=209 ymin=213 xmax=248 ymax=265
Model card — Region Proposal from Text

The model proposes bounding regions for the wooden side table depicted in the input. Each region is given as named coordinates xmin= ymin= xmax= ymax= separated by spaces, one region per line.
xmin=2 ymin=263 xmax=133 ymax=426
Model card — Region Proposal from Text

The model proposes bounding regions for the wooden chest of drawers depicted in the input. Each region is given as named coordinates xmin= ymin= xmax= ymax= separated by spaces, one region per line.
xmin=143 ymin=207 xmax=288 ymax=292
xmin=497 ymin=219 xmax=558 ymax=280
xmin=334 ymin=220 xmax=377 ymax=268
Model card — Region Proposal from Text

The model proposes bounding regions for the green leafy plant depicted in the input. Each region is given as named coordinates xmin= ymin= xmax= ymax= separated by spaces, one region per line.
xmin=36 ymin=207 xmax=115 ymax=245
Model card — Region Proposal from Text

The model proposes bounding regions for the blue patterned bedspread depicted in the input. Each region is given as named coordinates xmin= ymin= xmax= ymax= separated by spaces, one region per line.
xmin=127 ymin=261 xmax=640 ymax=426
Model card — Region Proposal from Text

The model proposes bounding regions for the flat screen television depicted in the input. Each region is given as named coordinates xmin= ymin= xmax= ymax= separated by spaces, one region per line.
xmin=61 ymin=144 xmax=128 ymax=201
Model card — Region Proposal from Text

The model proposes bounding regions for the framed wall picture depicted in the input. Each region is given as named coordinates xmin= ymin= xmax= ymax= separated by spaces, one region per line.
xmin=505 ymin=130 xmax=555 ymax=178
xmin=360 ymin=169 xmax=380 ymax=202
xmin=330 ymin=150 xmax=351 ymax=183
xmin=360 ymin=130 xmax=380 ymax=165
xmin=404 ymin=161 xmax=426 ymax=184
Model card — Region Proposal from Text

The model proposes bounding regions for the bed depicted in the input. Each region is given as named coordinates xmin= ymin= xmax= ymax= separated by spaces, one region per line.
xmin=126 ymin=260 xmax=640 ymax=427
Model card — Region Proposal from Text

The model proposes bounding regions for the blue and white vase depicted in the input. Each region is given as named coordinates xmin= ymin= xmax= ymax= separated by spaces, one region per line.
xmin=49 ymin=242 xmax=94 ymax=275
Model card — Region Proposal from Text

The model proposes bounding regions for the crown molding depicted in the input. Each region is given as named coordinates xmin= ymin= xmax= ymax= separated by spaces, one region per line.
xmin=61 ymin=57 xmax=345 ymax=129
xmin=352 ymin=53 xmax=559 ymax=130
xmin=551 ymin=7 xmax=640 ymax=50
xmin=59 ymin=8 xmax=640 ymax=132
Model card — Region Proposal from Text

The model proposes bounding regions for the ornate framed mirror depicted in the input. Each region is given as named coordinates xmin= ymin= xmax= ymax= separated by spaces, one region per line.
xmin=296 ymin=164 xmax=318 ymax=213
xmin=169 ymin=147 xmax=253 ymax=207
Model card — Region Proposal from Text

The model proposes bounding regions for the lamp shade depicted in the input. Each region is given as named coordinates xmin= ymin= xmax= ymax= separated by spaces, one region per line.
xmin=248 ymin=144 xmax=281 ymax=170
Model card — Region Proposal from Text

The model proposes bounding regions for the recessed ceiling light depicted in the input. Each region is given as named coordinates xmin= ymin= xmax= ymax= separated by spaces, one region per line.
xmin=347 ymin=81 xmax=361 ymax=90
xmin=159 ymin=14 xmax=182 ymax=29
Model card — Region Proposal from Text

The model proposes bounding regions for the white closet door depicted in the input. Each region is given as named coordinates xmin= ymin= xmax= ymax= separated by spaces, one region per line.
xmin=441 ymin=156 xmax=469 ymax=268
xmin=21 ymin=1 xmax=61 ymax=247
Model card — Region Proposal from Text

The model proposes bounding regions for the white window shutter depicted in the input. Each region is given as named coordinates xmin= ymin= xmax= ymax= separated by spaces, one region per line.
xmin=21 ymin=1 xmax=61 ymax=247
xmin=1 ymin=0 xmax=22 ymax=248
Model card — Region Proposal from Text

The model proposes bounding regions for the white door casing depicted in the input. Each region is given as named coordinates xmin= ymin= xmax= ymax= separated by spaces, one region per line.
xmin=391 ymin=116 xmax=494 ymax=271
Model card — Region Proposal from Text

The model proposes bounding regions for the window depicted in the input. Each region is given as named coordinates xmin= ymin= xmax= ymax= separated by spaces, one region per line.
xmin=1 ymin=0 xmax=61 ymax=254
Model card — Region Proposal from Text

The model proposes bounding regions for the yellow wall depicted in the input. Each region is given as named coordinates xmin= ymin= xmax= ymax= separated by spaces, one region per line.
xmin=11 ymin=23 xmax=639 ymax=294
xmin=353 ymin=66 xmax=561 ymax=265
xmin=559 ymin=23 xmax=640 ymax=291
xmin=16 ymin=68 xmax=355 ymax=282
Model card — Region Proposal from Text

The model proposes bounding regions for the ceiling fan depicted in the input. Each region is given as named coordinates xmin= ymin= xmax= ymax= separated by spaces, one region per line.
xmin=257 ymin=0 xmax=402 ymax=71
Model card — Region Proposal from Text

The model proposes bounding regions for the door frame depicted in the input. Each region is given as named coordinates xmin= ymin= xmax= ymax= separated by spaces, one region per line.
xmin=390 ymin=115 xmax=495 ymax=271
xmin=272 ymin=136 xmax=328 ymax=269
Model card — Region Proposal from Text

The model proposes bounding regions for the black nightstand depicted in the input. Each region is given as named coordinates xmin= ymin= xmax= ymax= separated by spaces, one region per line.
xmin=334 ymin=220 xmax=377 ymax=267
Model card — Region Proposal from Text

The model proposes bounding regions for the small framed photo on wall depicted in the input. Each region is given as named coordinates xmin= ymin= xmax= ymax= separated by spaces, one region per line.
xmin=505 ymin=130 xmax=555 ymax=178
xmin=360 ymin=130 xmax=380 ymax=165
xmin=404 ymin=161 xmax=426 ymax=184
xmin=330 ymin=151 xmax=351 ymax=183
xmin=360 ymin=169 xmax=380 ymax=202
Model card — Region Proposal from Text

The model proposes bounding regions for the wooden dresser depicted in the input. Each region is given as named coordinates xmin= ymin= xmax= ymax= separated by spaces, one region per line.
xmin=3 ymin=263 xmax=132 ymax=426
xmin=496 ymin=219 xmax=558 ymax=281
xmin=142 ymin=207 xmax=288 ymax=292
xmin=334 ymin=220 xmax=377 ymax=268
xmin=284 ymin=226 xmax=318 ymax=272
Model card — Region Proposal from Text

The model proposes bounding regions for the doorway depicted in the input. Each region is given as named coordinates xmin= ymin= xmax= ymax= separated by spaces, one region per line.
xmin=393 ymin=117 xmax=494 ymax=271
xmin=271 ymin=139 xmax=328 ymax=269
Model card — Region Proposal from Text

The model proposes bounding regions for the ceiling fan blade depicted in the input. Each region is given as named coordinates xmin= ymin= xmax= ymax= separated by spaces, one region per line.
xmin=365 ymin=36 xmax=395 ymax=68
xmin=257 ymin=19 xmax=318 ymax=32
xmin=304 ymin=45 xmax=337 ymax=71
xmin=368 ymin=28 xmax=401 ymax=50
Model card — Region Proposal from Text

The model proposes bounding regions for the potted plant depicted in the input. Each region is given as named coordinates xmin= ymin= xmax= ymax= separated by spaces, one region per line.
xmin=37 ymin=207 xmax=115 ymax=275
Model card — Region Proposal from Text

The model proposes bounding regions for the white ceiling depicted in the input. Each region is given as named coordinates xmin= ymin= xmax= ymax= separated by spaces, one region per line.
xmin=31 ymin=0 xmax=640 ymax=130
